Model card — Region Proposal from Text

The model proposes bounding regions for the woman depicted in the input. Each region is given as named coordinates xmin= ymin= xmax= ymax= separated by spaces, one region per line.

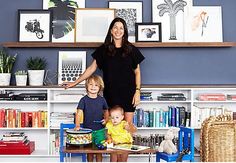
xmin=64 ymin=17 xmax=145 ymax=134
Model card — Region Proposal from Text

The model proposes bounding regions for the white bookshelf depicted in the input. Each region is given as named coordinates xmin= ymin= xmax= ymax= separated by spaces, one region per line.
xmin=0 ymin=85 xmax=235 ymax=161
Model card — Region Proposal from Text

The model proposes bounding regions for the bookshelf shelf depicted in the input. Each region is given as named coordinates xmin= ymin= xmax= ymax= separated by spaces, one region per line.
xmin=0 ymin=85 xmax=235 ymax=160
xmin=2 ymin=42 xmax=236 ymax=48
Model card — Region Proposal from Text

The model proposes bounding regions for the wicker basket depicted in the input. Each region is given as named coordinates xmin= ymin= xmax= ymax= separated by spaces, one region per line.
xmin=200 ymin=115 xmax=236 ymax=162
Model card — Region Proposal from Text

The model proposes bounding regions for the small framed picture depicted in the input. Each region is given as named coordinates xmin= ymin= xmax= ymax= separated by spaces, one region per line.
xmin=75 ymin=8 xmax=115 ymax=42
xmin=135 ymin=23 xmax=162 ymax=42
xmin=18 ymin=10 xmax=52 ymax=42
xmin=58 ymin=51 xmax=86 ymax=85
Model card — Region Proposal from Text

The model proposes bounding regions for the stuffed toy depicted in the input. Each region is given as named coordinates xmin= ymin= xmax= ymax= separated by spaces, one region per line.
xmin=158 ymin=127 xmax=180 ymax=154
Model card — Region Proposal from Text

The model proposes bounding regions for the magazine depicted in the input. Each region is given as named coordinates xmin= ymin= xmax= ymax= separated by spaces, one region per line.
xmin=111 ymin=144 xmax=150 ymax=152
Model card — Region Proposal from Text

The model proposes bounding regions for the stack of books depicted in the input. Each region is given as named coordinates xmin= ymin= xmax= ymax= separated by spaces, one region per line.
xmin=0 ymin=132 xmax=35 ymax=155
xmin=140 ymin=92 xmax=153 ymax=101
xmin=0 ymin=92 xmax=14 ymax=101
xmin=157 ymin=93 xmax=186 ymax=101
xmin=197 ymin=93 xmax=226 ymax=101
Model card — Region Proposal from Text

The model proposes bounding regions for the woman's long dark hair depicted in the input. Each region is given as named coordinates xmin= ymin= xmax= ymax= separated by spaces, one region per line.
xmin=104 ymin=17 xmax=132 ymax=57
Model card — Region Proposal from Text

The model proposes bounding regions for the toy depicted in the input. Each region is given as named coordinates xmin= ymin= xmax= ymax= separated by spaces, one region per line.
xmin=158 ymin=127 xmax=180 ymax=154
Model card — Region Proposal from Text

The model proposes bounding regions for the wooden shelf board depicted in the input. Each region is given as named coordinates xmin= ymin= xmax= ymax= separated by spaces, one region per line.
xmin=2 ymin=42 xmax=236 ymax=48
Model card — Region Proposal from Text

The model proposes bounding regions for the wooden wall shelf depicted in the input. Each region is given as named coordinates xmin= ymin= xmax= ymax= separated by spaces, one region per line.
xmin=2 ymin=42 xmax=236 ymax=48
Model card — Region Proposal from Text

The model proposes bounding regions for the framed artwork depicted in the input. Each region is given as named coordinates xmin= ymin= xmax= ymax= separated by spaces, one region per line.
xmin=184 ymin=6 xmax=223 ymax=42
xmin=75 ymin=8 xmax=115 ymax=42
xmin=58 ymin=51 xmax=86 ymax=85
xmin=108 ymin=1 xmax=143 ymax=42
xmin=135 ymin=23 xmax=162 ymax=42
xmin=152 ymin=0 xmax=192 ymax=42
xmin=43 ymin=0 xmax=85 ymax=42
xmin=18 ymin=10 xmax=52 ymax=42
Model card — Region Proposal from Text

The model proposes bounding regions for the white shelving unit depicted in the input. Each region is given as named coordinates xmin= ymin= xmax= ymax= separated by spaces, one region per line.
xmin=0 ymin=85 xmax=235 ymax=161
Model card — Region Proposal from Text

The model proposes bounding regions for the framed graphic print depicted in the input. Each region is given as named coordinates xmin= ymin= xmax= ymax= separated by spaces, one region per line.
xmin=108 ymin=1 xmax=143 ymax=42
xmin=43 ymin=0 xmax=85 ymax=42
xmin=135 ymin=23 xmax=162 ymax=42
xmin=75 ymin=8 xmax=115 ymax=42
xmin=152 ymin=0 xmax=192 ymax=42
xmin=18 ymin=10 xmax=52 ymax=42
xmin=58 ymin=51 xmax=86 ymax=85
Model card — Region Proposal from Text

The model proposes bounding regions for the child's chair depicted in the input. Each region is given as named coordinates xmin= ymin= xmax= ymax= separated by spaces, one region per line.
xmin=60 ymin=123 xmax=86 ymax=162
xmin=156 ymin=127 xmax=194 ymax=162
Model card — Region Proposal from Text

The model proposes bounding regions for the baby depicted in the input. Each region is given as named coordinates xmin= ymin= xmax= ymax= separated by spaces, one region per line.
xmin=106 ymin=105 xmax=136 ymax=162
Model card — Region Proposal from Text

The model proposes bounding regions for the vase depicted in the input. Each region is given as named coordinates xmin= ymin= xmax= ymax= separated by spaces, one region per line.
xmin=0 ymin=73 xmax=11 ymax=86
xmin=28 ymin=70 xmax=45 ymax=86
xmin=15 ymin=75 xmax=27 ymax=86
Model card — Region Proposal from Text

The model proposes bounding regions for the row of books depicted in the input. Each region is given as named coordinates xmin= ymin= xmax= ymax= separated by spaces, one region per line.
xmin=49 ymin=133 xmax=60 ymax=155
xmin=0 ymin=108 xmax=48 ymax=128
xmin=133 ymin=106 xmax=191 ymax=128
xmin=191 ymin=105 xmax=234 ymax=127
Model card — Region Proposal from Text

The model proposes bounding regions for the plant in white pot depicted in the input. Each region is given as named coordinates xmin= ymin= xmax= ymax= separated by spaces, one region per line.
xmin=26 ymin=57 xmax=47 ymax=86
xmin=15 ymin=70 xmax=27 ymax=86
xmin=0 ymin=48 xmax=17 ymax=86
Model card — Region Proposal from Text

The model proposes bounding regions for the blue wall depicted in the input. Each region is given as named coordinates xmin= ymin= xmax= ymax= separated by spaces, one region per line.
xmin=1 ymin=0 xmax=236 ymax=85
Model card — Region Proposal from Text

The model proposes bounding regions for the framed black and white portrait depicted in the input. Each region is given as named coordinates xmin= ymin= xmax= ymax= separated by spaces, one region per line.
xmin=18 ymin=10 xmax=52 ymax=42
xmin=135 ymin=23 xmax=162 ymax=42
xmin=43 ymin=0 xmax=85 ymax=42
xmin=58 ymin=51 xmax=86 ymax=85
xmin=108 ymin=1 xmax=143 ymax=42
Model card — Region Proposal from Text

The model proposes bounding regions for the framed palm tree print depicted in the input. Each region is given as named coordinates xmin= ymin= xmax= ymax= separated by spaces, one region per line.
xmin=152 ymin=0 xmax=192 ymax=42
xmin=43 ymin=0 xmax=85 ymax=42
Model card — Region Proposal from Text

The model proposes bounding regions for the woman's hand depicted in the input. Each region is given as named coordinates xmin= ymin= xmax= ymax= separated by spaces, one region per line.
xmin=132 ymin=90 xmax=140 ymax=107
xmin=61 ymin=82 xmax=77 ymax=89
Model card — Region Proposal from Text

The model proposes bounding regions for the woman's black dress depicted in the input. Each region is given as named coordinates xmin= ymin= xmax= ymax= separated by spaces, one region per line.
xmin=92 ymin=44 xmax=145 ymax=112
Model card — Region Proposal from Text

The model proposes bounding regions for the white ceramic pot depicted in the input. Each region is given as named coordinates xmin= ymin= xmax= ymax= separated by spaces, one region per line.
xmin=15 ymin=75 xmax=27 ymax=86
xmin=0 ymin=73 xmax=11 ymax=86
xmin=28 ymin=70 xmax=45 ymax=86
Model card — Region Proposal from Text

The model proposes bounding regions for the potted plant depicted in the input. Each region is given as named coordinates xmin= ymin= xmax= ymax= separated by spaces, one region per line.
xmin=0 ymin=47 xmax=17 ymax=86
xmin=15 ymin=70 xmax=27 ymax=86
xmin=26 ymin=56 xmax=47 ymax=86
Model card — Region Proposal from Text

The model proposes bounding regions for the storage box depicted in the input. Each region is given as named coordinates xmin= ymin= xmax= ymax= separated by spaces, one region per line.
xmin=0 ymin=141 xmax=35 ymax=155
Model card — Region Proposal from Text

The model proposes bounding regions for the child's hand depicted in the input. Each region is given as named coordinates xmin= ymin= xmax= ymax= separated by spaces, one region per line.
xmin=124 ymin=122 xmax=130 ymax=131
xmin=74 ymin=126 xmax=80 ymax=131
xmin=101 ymin=119 xmax=107 ymax=125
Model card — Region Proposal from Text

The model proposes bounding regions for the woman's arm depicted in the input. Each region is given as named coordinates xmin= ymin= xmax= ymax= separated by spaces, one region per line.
xmin=64 ymin=60 xmax=98 ymax=88
xmin=132 ymin=64 xmax=141 ymax=107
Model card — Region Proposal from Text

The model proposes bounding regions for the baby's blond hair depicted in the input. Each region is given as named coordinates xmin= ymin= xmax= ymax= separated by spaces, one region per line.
xmin=109 ymin=105 xmax=124 ymax=115
xmin=85 ymin=75 xmax=104 ymax=94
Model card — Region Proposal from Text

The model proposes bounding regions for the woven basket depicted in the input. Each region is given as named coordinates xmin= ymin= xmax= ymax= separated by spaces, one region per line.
xmin=200 ymin=115 xmax=236 ymax=162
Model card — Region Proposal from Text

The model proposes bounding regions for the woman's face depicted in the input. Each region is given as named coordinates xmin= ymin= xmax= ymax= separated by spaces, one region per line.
xmin=111 ymin=22 xmax=124 ymax=41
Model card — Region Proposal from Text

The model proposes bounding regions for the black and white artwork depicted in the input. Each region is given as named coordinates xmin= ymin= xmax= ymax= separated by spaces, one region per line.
xmin=135 ymin=23 xmax=162 ymax=42
xmin=18 ymin=10 xmax=52 ymax=42
xmin=152 ymin=0 xmax=192 ymax=42
xmin=58 ymin=51 xmax=86 ymax=85
xmin=108 ymin=1 xmax=143 ymax=42
xmin=75 ymin=9 xmax=115 ymax=42
xmin=43 ymin=0 xmax=85 ymax=42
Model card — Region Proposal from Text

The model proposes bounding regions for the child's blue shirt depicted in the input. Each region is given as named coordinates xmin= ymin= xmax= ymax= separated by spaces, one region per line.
xmin=77 ymin=95 xmax=108 ymax=130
